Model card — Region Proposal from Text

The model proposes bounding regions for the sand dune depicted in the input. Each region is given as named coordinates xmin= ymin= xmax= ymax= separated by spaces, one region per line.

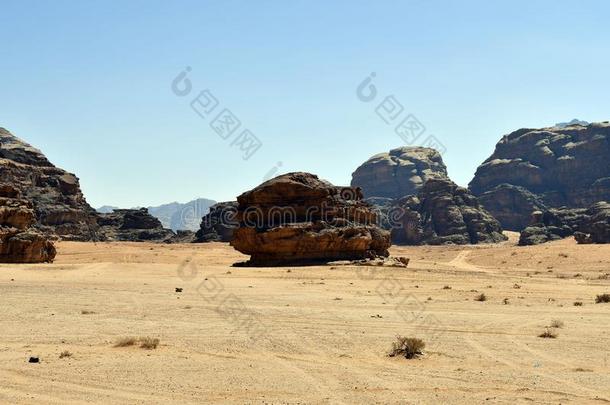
xmin=1 ymin=234 xmax=609 ymax=404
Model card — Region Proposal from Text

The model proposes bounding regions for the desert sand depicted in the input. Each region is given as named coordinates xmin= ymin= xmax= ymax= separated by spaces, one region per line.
xmin=1 ymin=233 xmax=609 ymax=404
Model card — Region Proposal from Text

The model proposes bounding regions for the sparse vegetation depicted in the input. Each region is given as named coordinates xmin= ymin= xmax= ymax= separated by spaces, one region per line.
xmin=114 ymin=336 xmax=160 ymax=349
xmin=549 ymin=319 xmax=564 ymax=328
xmin=81 ymin=310 xmax=95 ymax=315
xmin=595 ymin=293 xmax=610 ymax=304
xmin=389 ymin=336 xmax=425 ymax=359
xmin=474 ymin=293 xmax=487 ymax=302
xmin=114 ymin=337 xmax=137 ymax=347
xmin=139 ymin=337 xmax=160 ymax=350
xmin=573 ymin=301 xmax=583 ymax=306
xmin=59 ymin=350 xmax=72 ymax=359
xmin=442 ymin=285 xmax=452 ymax=290
xmin=538 ymin=328 xmax=557 ymax=339
xmin=503 ymin=298 xmax=509 ymax=305
xmin=559 ymin=253 xmax=568 ymax=258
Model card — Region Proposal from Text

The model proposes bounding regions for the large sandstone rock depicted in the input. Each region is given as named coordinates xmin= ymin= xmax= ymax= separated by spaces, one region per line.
xmin=390 ymin=179 xmax=507 ymax=245
xmin=0 ymin=184 xmax=56 ymax=263
xmin=470 ymin=122 xmax=610 ymax=230
xmin=0 ymin=128 xmax=99 ymax=240
xmin=351 ymin=147 xmax=448 ymax=199
xmin=518 ymin=207 xmax=587 ymax=246
xmin=194 ymin=201 xmax=238 ymax=242
xmin=230 ymin=172 xmax=390 ymax=265
xmin=574 ymin=202 xmax=610 ymax=244
xmin=97 ymin=208 xmax=177 ymax=242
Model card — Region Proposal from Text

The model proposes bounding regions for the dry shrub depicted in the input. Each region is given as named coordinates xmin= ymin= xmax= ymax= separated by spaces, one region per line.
xmin=595 ymin=293 xmax=610 ymax=304
xmin=538 ymin=328 xmax=557 ymax=339
xmin=114 ymin=336 xmax=160 ymax=349
xmin=389 ymin=336 xmax=425 ymax=359
xmin=573 ymin=301 xmax=583 ymax=306
xmin=549 ymin=319 xmax=564 ymax=328
xmin=59 ymin=350 xmax=72 ymax=359
xmin=139 ymin=337 xmax=160 ymax=350
xmin=114 ymin=337 xmax=137 ymax=347
xmin=81 ymin=310 xmax=96 ymax=315
xmin=474 ymin=293 xmax=487 ymax=302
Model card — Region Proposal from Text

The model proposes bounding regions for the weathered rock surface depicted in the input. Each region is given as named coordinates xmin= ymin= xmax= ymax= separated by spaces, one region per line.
xmin=0 ymin=184 xmax=56 ymax=263
xmin=390 ymin=179 xmax=507 ymax=245
xmin=97 ymin=208 xmax=177 ymax=242
xmin=518 ymin=207 xmax=587 ymax=246
xmin=0 ymin=128 xmax=99 ymax=240
xmin=194 ymin=201 xmax=238 ymax=242
xmin=351 ymin=147 xmax=448 ymax=199
xmin=574 ymin=202 xmax=610 ymax=244
xmin=230 ymin=172 xmax=391 ymax=265
xmin=470 ymin=122 xmax=610 ymax=230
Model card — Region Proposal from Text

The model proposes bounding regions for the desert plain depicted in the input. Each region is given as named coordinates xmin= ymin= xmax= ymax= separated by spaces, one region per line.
xmin=1 ymin=232 xmax=609 ymax=404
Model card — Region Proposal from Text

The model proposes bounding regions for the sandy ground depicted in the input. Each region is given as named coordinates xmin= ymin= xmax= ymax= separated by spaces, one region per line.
xmin=1 ymin=232 xmax=609 ymax=404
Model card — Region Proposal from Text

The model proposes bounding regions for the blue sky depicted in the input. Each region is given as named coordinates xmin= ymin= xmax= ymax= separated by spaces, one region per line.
xmin=2 ymin=0 xmax=609 ymax=208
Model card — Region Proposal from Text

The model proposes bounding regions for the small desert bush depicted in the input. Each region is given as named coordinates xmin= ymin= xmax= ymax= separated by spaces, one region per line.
xmin=114 ymin=337 xmax=138 ymax=347
xmin=549 ymin=319 xmax=564 ymax=328
xmin=114 ymin=336 xmax=159 ymax=349
xmin=538 ymin=328 xmax=557 ymax=339
xmin=389 ymin=336 xmax=425 ymax=359
xmin=59 ymin=350 xmax=72 ymax=359
xmin=595 ymin=293 xmax=610 ymax=304
xmin=474 ymin=293 xmax=487 ymax=302
xmin=139 ymin=337 xmax=160 ymax=350
xmin=81 ymin=310 xmax=95 ymax=315
xmin=573 ymin=301 xmax=583 ymax=306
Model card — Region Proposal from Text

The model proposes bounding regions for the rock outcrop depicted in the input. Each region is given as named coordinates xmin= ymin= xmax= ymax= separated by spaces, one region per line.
xmin=97 ymin=208 xmax=177 ymax=242
xmin=0 ymin=128 xmax=99 ymax=240
xmin=574 ymin=202 xmax=610 ymax=244
xmin=518 ymin=207 xmax=586 ymax=246
xmin=470 ymin=122 xmax=610 ymax=230
xmin=0 ymin=184 xmax=56 ymax=262
xmin=230 ymin=172 xmax=390 ymax=265
xmin=390 ymin=179 xmax=507 ymax=245
xmin=194 ymin=201 xmax=238 ymax=242
xmin=351 ymin=147 xmax=448 ymax=199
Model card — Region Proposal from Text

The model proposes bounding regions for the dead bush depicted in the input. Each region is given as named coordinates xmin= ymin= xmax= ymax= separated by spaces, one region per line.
xmin=474 ymin=293 xmax=487 ymax=302
xmin=538 ymin=328 xmax=557 ymax=339
xmin=595 ymin=293 xmax=610 ymax=304
xmin=389 ymin=336 xmax=425 ymax=359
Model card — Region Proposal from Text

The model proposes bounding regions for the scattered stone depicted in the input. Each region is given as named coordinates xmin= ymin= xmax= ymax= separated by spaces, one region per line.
xmin=175 ymin=288 xmax=183 ymax=293
xmin=28 ymin=356 xmax=39 ymax=363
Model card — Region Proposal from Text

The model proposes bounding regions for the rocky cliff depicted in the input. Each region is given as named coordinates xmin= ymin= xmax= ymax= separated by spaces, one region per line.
xmin=230 ymin=172 xmax=390 ymax=266
xmin=0 ymin=184 xmax=56 ymax=262
xmin=351 ymin=147 xmax=448 ymax=199
xmin=0 ymin=128 xmax=99 ymax=241
xmin=194 ymin=201 xmax=238 ymax=242
xmin=470 ymin=122 xmax=610 ymax=230
xmin=97 ymin=208 xmax=177 ymax=242
xmin=390 ymin=179 xmax=507 ymax=245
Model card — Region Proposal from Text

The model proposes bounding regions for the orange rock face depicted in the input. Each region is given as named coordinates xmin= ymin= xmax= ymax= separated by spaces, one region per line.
xmin=230 ymin=172 xmax=390 ymax=266
xmin=0 ymin=185 xmax=56 ymax=263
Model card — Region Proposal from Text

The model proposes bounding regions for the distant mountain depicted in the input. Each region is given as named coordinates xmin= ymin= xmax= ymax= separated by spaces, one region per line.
xmin=555 ymin=119 xmax=589 ymax=128
xmin=98 ymin=199 xmax=216 ymax=231
xmin=97 ymin=205 xmax=119 ymax=214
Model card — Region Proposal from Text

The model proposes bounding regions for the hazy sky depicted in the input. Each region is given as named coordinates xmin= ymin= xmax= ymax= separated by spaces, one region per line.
xmin=2 ymin=0 xmax=609 ymax=208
